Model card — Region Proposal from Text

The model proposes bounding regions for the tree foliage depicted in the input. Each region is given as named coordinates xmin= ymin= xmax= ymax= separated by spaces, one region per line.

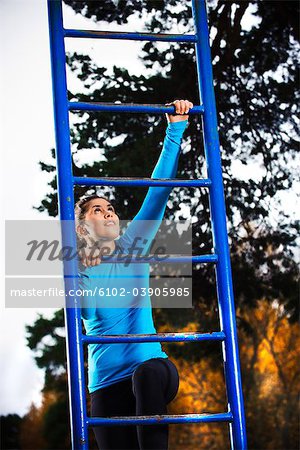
xmin=26 ymin=1 xmax=300 ymax=448
xmin=36 ymin=0 xmax=299 ymax=322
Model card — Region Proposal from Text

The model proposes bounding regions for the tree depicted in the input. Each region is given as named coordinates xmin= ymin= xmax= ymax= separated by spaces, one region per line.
xmin=35 ymin=0 xmax=299 ymax=323
xmin=19 ymin=403 xmax=47 ymax=449
xmin=237 ymin=299 xmax=300 ymax=450
xmin=1 ymin=414 xmax=23 ymax=449
xmin=26 ymin=1 xmax=300 ymax=448
xmin=24 ymin=311 xmax=97 ymax=448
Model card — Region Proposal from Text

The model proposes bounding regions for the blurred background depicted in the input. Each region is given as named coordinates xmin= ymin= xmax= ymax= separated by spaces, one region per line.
xmin=1 ymin=0 xmax=299 ymax=449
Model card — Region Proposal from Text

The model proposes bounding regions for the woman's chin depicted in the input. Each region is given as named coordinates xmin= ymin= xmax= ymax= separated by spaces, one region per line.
xmin=97 ymin=231 xmax=119 ymax=241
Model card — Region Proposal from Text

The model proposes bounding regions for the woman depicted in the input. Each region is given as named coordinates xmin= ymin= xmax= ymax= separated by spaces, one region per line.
xmin=75 ymin=99 xmax=193 ymax=450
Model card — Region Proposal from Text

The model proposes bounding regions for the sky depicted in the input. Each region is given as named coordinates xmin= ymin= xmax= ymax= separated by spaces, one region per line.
xmin=0 ymin=0 xmax=298 ymax=417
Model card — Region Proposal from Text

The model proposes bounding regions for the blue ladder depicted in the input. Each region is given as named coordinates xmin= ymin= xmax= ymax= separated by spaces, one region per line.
xmin=47 ymin=0 xmax=247 ymax=448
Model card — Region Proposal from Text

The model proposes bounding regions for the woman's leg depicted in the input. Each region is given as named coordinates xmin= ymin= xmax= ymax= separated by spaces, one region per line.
xmin=131 ymin=357 xmax=180 ymax=450
xmin=90 ymin=377 xmax=140 ymax=450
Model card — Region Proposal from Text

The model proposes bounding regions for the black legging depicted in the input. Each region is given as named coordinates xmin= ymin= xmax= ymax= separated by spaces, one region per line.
xmin=90 ymin=357 xmax=180 ymax=450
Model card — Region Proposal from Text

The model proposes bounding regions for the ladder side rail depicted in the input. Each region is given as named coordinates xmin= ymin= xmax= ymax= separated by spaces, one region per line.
xmin=191 ymin=1 xmax=248 ymax=449
xmin=47 ymin=1 xmax=88 ymax=449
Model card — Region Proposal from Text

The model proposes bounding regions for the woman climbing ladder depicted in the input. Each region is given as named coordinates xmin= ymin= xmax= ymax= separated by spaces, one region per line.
xmin=75 ymin=99 xmax=193 ymax=450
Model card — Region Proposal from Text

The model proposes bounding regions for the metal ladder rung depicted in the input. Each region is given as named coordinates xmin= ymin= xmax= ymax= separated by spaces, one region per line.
xmin=82 ymin=331 xmax=226 ymax=344
xmin=86 ymin=412 xmax=233 ymax=427
xmin=64 ymin=29 xmax=197 ymax=43
xmin=73 ymin=176 xmax=211 ymax=188
xmin=80 ymin=254 xmax=218 ymax=264
xmin=68 ymin=101 xmax=204 ymax=114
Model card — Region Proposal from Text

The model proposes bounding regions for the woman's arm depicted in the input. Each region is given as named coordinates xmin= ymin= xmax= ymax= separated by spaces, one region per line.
xmin=121 ymin=119 xmax=189 ymax=250
xmin=135 ymin=119 xmax=188 ymax=219
xmin=78 ymin=272 xmax=96 ymax=319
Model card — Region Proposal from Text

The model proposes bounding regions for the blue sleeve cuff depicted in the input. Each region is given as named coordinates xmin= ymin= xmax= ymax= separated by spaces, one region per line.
xmin=167 ymin=119 xmax=189 ymax=131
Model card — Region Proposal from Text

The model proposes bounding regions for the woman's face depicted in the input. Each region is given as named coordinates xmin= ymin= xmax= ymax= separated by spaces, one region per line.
xmin=84 ymin=198 xmax=120 ymax=241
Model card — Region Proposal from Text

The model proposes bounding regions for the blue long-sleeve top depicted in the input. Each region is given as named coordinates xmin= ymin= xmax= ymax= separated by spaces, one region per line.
xmin=79 ymin=119 xmax=189 ymax=393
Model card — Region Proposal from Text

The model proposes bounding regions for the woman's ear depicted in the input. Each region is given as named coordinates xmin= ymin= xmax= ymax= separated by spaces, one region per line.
xmin=76 ymin=224 xmax=88 ymax=237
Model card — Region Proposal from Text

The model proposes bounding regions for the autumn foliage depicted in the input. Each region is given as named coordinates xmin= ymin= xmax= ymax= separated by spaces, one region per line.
xmin=13 ymin=299 xmax=299 ymax=449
